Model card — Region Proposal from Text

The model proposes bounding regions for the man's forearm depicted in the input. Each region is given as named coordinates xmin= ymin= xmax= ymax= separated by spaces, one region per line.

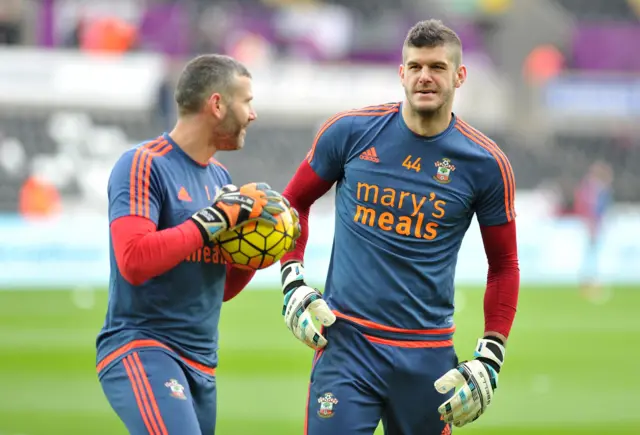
xmin=480 ymin=221 xmax=520 ymax=342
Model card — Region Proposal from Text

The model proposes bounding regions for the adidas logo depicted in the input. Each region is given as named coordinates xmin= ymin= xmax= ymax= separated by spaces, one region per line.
xmin=178 ymin=186 xmax=192 ymax=202
xmin=359 ymin=147 xmax=380 ymax=163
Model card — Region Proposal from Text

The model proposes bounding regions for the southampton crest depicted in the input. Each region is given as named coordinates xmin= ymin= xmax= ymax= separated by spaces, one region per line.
xmin=317 ymin=392 xmax=339 ymax=418
xmin=434 ymin=158 xmax=456 ymax=184
xmin=164 ymin=379 xmax=187 ymax=400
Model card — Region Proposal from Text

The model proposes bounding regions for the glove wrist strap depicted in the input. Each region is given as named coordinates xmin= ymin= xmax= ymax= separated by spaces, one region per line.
xmin=281 ymin=261 xmax=305 ymax=294
xmin=191 ymin=206 xmax=229 ymax=242
xmin=474 ymin=337 xmax=506 ymax=373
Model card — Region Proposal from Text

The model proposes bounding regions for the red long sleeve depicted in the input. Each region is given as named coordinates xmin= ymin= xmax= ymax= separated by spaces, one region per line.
xmin=281 ymin=159 xmax=334 ymax=265
xmin=479 ymin=220 xmax=520 ymax=339
xmin=223 ymin=265 xmax=256 ymax=301
xmin=111 ymin=215 xmax=204 ymax=285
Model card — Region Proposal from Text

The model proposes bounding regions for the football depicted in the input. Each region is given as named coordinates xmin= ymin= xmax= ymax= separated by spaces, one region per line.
xmin=217 ymin=206 xmax=296 ymax=270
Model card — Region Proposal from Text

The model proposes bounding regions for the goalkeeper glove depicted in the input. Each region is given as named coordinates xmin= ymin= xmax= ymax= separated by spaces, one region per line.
xmin=281 ymin=261 xmax=335 ymax=350
xmin=435 ymin=337 xmax=506 ymax=428
xmin=191 ymin=182 xmax=286 ymax=242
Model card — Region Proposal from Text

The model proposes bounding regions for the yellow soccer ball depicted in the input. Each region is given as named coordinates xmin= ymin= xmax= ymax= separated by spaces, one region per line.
xmin=217 ymin=207 xmax=296 ymax=270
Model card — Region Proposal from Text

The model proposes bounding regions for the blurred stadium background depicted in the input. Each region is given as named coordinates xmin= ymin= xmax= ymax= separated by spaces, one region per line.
xmin=1 ymin=0 xmax=639 ymax=434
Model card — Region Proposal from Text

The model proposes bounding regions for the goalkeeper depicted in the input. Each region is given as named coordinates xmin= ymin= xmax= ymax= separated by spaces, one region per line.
xmin=96 ymin=54 xmax=297 ymax=435
xmin=279 ymin=19 xmax=520 ymax=435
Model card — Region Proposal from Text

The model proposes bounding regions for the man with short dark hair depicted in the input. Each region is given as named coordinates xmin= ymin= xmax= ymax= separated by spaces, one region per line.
xmin=280 ymin=20 xmax=520 ymax=434
xmin=96 ymin=54 xmax=291 ymax=434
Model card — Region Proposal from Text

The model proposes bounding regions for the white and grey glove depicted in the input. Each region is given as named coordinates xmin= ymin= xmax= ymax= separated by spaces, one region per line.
xmin=435 ymin=337 xmax=506 ymax=427
xmin=281 ymin=261 xmax=336 ymax=350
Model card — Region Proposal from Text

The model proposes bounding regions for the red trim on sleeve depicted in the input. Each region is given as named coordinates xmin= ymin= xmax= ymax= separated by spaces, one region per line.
xmin=110 ymin=215 xmax=204 ymax=285
xmin=479 ymin=220 xmax=520 ymax=339
xmin=129 ymin=139 xmax=172 ymax=219
xmin=223 ymin=265 xmax=256 ymax=301
xmin=280 ymin=159 xmax=334 ymax=265
xmin=454 ymin=119 xmax=516 ymax=222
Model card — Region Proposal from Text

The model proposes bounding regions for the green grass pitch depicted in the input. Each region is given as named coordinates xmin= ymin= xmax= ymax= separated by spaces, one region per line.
xmin=0 ymin=286 xmax=639 ymax=434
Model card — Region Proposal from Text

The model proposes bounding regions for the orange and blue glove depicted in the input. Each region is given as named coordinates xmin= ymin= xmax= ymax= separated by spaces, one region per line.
xmin=191 ymin=182 xmax=286 ymax=242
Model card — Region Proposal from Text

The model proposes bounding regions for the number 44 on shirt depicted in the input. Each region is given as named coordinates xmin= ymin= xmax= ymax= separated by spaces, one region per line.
xmin=402 ymin=155 xmax=422 ymax=173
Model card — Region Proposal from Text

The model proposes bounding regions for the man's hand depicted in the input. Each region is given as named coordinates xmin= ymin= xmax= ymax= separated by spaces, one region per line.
xmin=435 ymin=337 xmax=506 ymax=427
xmin=191 ymin=183 xmax=286 ymax=242
xmin=281 ymin=261 xmax=335 ymax=350
xmin=287 ymin=206 xmax=301 ymax=251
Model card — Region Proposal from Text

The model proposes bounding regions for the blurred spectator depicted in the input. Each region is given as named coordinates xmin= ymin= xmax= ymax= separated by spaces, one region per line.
xmin=54 ymin=0 xmax=143 ymax=48
xmin=80 ymin=16 xmax=137 ymax=53
xmin=18 ymin=175 xmax=62 ymax=220
xmin=523 ymin=44 xmax=565 ymax=84
xmin=0 ymin=0 xmax=23 ymax=45
xmin=574 ymin=161 xmax=614 ymax=297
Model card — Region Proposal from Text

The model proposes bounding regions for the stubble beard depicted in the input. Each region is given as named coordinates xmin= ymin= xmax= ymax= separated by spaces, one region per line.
xmin=215 ymin=113 xmax=244 ymax=151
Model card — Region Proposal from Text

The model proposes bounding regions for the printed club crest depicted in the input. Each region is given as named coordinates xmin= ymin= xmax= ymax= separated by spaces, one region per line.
xmin=434 ymin=158 xmax=456 ymax=184
xmin=164 ymin=379 xmax=187 ymax=400
xmin=317 ymin=392 xmax=338 ymax=418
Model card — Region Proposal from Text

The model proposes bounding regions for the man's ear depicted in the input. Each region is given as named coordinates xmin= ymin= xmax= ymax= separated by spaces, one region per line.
xmin=455 ymin=65 xmax=467 ymax=88
xmin=207 ymin=93 xmax=225 ymax=119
